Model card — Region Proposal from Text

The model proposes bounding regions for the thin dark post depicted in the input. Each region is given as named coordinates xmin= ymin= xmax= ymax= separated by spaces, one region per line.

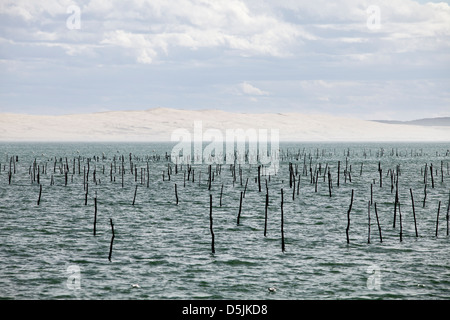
xmin=220 ymin=184 xmax=223 ymax=207
xmin=281 ymin=188 xmax=285 ymax=252
xmin=378 ymin=162 xmax=382 ymax=187
xmin=208 ymin=165 xmax=212 ymax=191
xmin=423 ymin=184 xmax=427 ymax=208
xmin=314 ymin=169 xmax=319 ymax=192
xmin=132 ymin=185 xmax=137 ymax=205
xmin=398 ymin=201 xmax=403 ymax=242
xmin=370 ymin=184 xmax=373 ymax=205
xmin=37 ymin=184 xmax=42 ymax=205
xmin=368 ymin=201 xmax=371 ymax=244
xmin=237 ymin=191 xmax=243 ymax=225
xmin=243 ymin=178 xmax=248 ymax=198
xmin=327 ymin=169 xmax=332 ymax=197
xmin=430 ymin=163 xmax=434 ymax=188
xmin=447 ymin=192 xmax=450 ymax=236
xmin=108 ymin=218 xmax=115 ymax=262
xmin=93 ymin=194 xmax=97 ymax=236
xmin=258 ymin=165 xmax=261 ymax=192
xmin=374 ymin=203 xmax=382 ymax=243
xmin=423 ymin=163 xmax=427 ymax=184
xmin=85 ymin=183 xmax=88 ymax=206
xmin=337 ymin=161 xmax=340 ymax=187
xmin=175 ymin=183 xmax=178 ymax=205
xmin=393 ymin=186 xmax=398 ymax=228
xmin=436 ymin=201 xmax=441 ymax=237
xmin=210 ymin=194 xmax=215 ymax=254
xmin=410 ymin=188 xmax=418 ymax=237
xmin=147 ymin=162 xmax=150 ymax=188
xmin=264 ymin=192 xmax=268 ymax=237
xmin=292 ymin=174 xmax=296 ymax=200
xmin=346 ymin=189 xmax=354 ymax=244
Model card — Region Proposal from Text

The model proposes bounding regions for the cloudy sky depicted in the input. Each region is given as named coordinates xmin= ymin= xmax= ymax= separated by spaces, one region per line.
xmin=0 ymin=0 xmax=449 ymax=120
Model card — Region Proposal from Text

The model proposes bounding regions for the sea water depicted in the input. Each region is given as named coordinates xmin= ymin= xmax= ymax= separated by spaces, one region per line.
xmin=0 ymin=142 xmax=449 ymax=300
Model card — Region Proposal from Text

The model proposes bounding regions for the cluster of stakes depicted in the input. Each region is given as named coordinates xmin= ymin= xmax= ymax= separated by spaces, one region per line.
xmin=2 ymin=146 xmax=449 ymax=260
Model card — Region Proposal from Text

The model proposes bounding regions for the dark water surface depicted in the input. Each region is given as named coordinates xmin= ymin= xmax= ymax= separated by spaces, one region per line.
xmin=0 ymin=142 xmax=449 ymax=300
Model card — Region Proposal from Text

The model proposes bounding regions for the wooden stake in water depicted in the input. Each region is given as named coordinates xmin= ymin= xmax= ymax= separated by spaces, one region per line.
xmin=378 ymin=162 xmax=382 ymax=188
xmin=410 ymin=188 xmax=418 ymax=237
xmin=132 ymin=185 xmax=137 ymax=206
xmin=337 ymin=161 xmax=340 ymax=187
xmin=220 ymin=183 xmax=223 ymax=207
xmin=281 ymin=188 xmax=285 ymax=252
xmin=258 ymin=165 xmax=261 ymax=192
xmin=367 ymin=201 xmax=371 ymax=244
xmin=209 ymin=194 xmax=215 ymax=254
xmin=398 ymin=201 xmax=403 ymax=242
xmin=430 ymin=163 xmax=435 ymax=188
xmin=208 ymin=165 xmax=212 ymax=191
xmin=292 ymin=174 xmax=296 ymax=200
xmin=264 ymin=192 xmax=269 ymax=237
xmin=327 ymin=169 xmax=332 ymax=197
xmin=175 ymin=183 xmax=178 ymax=205
xmin=436 ymin=201 xmax=441 ymax=237
xmin=346 ymin=189 xmax=354 ymax=244
xmin=85 ymin=183 xmax=89 ymax=206
xmin=423 ymin=184 xmax=427 ymax=208
xmin=237 ymin=191 xmax=243 ymax=225
xmin=393 ymin=186 xmax=398 ymax=228
xmin=374 ymin=203 xmax=382 ymax=243
xmin=108 ymin=218 xmax=115 ymax=262
xmin=243 ymin=178 xmax=248 ymax=198
xmin=93 ymin=193 xmax=97 ymax=236
xmin=446 ymin=192 xmax=450 ymax=236
xmin=370 ymin=183 xmax=373 ymax=205
xmin=37 ymin=184 xmax=42 ymax=206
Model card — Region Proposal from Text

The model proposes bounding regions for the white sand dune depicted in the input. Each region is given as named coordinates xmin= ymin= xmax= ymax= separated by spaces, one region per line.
xmin=0 ymin=107 xmax=449 ymax=142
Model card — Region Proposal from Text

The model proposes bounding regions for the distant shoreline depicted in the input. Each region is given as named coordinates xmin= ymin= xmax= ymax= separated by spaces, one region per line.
xmin=371 ymin=117 xmax=450 ymax=127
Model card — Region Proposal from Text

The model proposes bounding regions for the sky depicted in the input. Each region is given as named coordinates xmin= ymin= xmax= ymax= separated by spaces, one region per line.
xmin=0 ymin=0 xmax=449 ymax=121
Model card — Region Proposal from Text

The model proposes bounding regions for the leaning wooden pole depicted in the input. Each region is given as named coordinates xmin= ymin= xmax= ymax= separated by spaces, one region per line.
xmin=346 ymin=189 xmax=354 ymax=244
xmin=237 ymin=191 xmax=243 ymax=225
xmin=374 ymin=203 xmax=382 ymax=243
xmin=436 ymin=201 xmax=441 ymax=237
xmin=132 ymin=185 xmax=137 ymax=206
xmin=108 ymin=218 xmax=115 ymax=262
xmin=37 ymin=184 xmax=42 ymax=206
xmin=410 ymin=188 xmax=418 ymax=237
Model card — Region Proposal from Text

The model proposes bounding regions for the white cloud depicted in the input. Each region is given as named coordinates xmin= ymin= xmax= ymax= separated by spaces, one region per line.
xmin=1 ymin=0 xmax=449 ymax=119
xmin=239 ymin=82 xmax=269 ymax=96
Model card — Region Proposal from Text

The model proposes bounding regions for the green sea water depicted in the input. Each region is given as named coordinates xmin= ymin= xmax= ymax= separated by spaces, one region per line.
xmin=0 ymin=142 xmax=449 ymax=300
